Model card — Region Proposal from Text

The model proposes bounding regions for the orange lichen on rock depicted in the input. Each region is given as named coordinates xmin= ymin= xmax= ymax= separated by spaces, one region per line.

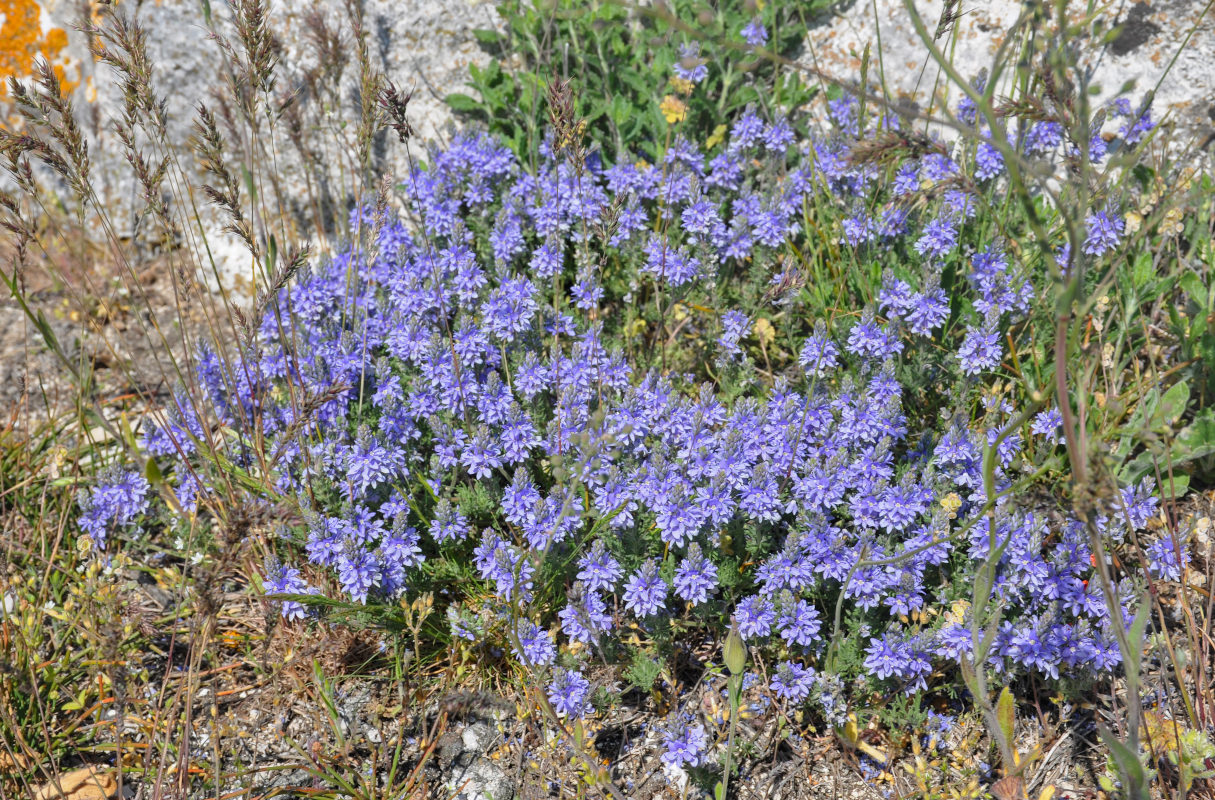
xmin=0 ymin=0 xmax=78 ymax=98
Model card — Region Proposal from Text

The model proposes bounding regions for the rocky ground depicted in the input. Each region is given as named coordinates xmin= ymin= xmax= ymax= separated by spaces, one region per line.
xmin=103 ymin=570 xmax=962 ymax=800
xmin=804 ymin=0 xmax=1215 ymax=152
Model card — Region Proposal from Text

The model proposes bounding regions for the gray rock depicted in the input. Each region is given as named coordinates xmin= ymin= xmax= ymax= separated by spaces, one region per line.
xmin=446 ymin=756 xmax=515 ymax=800
xmin=801 ymin=0 xmax=1215 ymax=151
xmin=462 ymin=721 xmax=498 ymax=755
xmin=437 ymin=721 xmax=513 ymax=800
xmin=4 ymin=0 xmax=501 ymax=286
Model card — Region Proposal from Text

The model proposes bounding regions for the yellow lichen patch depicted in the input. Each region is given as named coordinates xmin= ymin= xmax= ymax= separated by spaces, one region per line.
xmin=0 ymin=0 xmax=78 ymax=99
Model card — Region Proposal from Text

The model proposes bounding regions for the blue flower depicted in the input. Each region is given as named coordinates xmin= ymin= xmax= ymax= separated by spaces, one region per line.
xmin=1031 ymin=408 xmax=1064 ymax=444
xmin=514 ymin=620 xmax=557 ymax=666
xmin=735 ymin=595 xmax=775 ymax=640
xmin=741 ymin=18 xmax=768 ymax=47
xmin=1146 ymin=537 xmax=1186 ymax=581
xmin=128 ymin=99 xmax=1168 ymax=693
xmin=904 ymin=289 xmax=949 ymax=335
xmin=475 ymin=531 xmax=535 ymax=601
xmin=547 ymin=668 xmax=591 ymax=717
xmin=430 ymin=499 xmax=471 ymax=543
xmin=77 ymin=469 xmax=150 ymax=551
xmin=1083 ymin=210 xmax=1124 ymax=256
xmin=763 ymin=118 xmax=796 ymax=154
xmin=660 ymin=719 xmax=709 ymax=769
xmin=673 ymin=543 xmax=718 ymax=606
xmin=337 ymin=546 xmax=379 ymax=604
xmin=798 ymin=325 xmax=839 ymax=378
xmin=673 ymin=42 xmax=708 ymax=84
xmin=623 ymin=559 xmax=668 ymax=618
xmin=461 ymin=424 xmax=503 ymax=479
xmin=264 ymin=560 xmax=315 ymax=621
xmin=559 ymin=590 xmax=613 ymax=644
xmin=1113 ymin=98 xmax=1154 ymax=145
xmin=777 ymin=596 xmax=822 ymax=647
xmin=718 ymin=310 xmax=750 ymax=357
xmin=956 ymin=326 xmax=1002 ymax=375
xmin=770 ymin=660 xmax=817 ymax=703
xmin=975 ymin=139 xmax=1004 ymax=180
xmin=864 ymin=632 xmax=932 ymax=690
xmin=914 ymin=218 xmax=958 ymax=260
xmin=1024 ymin=121 xmax=1063 ymax=155
xmin=730 ymin=111 xmax=765 ymax=151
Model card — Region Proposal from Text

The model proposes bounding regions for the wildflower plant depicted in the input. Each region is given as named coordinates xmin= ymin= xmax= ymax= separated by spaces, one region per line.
xmin=3 ymin=0 xmax=1211 ymax=795
xmin=115 ymin=71 xmax=1179 ymax=722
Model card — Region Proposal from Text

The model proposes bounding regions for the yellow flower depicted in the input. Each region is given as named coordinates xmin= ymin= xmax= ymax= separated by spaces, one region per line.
xmin=1162 ymin=207 xmax=1184 ymax=235
xmin=753 ymin=317 xmax=775 ymax=347
xmin=668 ymin=75 xmax=695 ymax=96
xmin=940 ymin=492 xmax=962 ymax=519
xmin=945 ymin=599 xmax=970 ymax=625
xmin=660 ymin=95 xmax=687 ymax=124
xmin=1123 ymin=210 xmax=1142 ymax=235
xmin=704 ymin=123 xmax=727 ymax=151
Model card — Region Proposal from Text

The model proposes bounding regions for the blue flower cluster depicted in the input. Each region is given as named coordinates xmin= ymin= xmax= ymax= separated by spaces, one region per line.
xmin=91 ymin=81 xmax=1180 ymax=721
xmin=77 ymin=468 xmax=150 ymax=551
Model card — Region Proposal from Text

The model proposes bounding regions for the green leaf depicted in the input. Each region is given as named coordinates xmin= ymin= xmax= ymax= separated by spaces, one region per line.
xmin=1157 ymin=473 xmax=1192 ymax=498
xmin=1132 ymin=163 xmax=1156 ymax=189
xmin=1192 ymin=312 xmax=1208 ymax=339
xmin=145 ymin=456 xmax=164 ymax=486
xmin=119 ymin=413 xmax=138 ymax=453
xmin=32 ymin=310 xmax=62 ymax=357
xmin=1121 ymin=406 xmax=1215 ymax=486
xmin=585 ymin=101 xmax=609 ymax=124
xmin=446 ymin=93 xmax=484 ymax=114
xmin=1153 ymin=380 xmax=1190 ymax=428
xmin=472 ymin=28 xmax=503 ymax=47
xmin=609 ymin=96 xmax=631 ymax=125
xmin=1131 ymin=250 xmax=1154 ymax=290
xmin=265 ymin=233 xmax=278 ymax=279
xmin=1180 ymin=269 xmax=1207 ymax=307
xmin=241 ymin=163 xmax=257 ymax=205
xmin=1098 ymin=726 xmax=1146 ymax=793
xmin=1126 ymin=597 xmax=1151 ymax=680
xmin=995 ymin=686 xmax=1015 ymax=749
xmin=1178 ymin=408 xmax=1215 ymax=454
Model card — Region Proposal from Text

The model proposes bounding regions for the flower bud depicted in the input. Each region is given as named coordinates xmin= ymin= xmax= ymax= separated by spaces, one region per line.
xmin=724 ymin=624 xmax=746 ymax=675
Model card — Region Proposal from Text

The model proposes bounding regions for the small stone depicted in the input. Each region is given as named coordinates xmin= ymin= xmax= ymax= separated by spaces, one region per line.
xmin=446 ymin=759 xmax=514 ymax=800
xmin=462 ymin=722 xmax=496 ymax=754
